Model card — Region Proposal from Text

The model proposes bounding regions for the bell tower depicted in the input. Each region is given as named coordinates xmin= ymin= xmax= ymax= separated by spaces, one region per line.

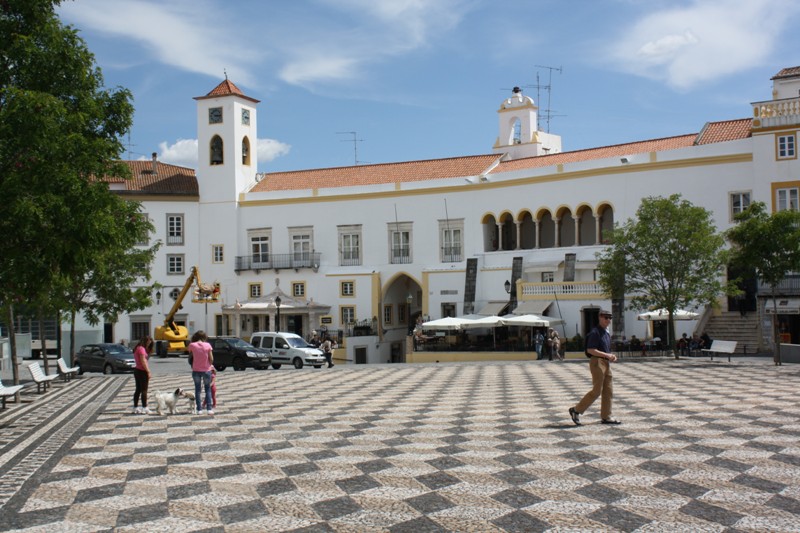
xmin=493 ymin=87 xmax=561 ymax=160
xmin=194 ymin=78 xmax=260 ymax=203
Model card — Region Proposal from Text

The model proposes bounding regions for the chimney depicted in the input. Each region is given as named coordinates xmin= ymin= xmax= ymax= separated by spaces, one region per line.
xmin=151 ymin=152 xmax=158 ymax=175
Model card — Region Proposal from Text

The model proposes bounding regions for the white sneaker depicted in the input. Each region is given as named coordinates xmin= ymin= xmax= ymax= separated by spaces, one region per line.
xmin=196 ymin=409 xmax=205 ymax=415
xmin=133 ymin=407 xmax=142 ymax=414
xmin=142 ymin=407 xmax=152 ymax=415
xmin=206 ymin=409 xmax=214 ymax=415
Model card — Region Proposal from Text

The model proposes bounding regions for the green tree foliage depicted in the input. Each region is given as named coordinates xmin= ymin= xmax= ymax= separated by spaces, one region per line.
xmin=597 ymin=194 xmax=729 ymax=354
xmin=0 ymin=0 xmax=156 ymax=379
xmin=725 ymin=201 xmax=800 ymax=365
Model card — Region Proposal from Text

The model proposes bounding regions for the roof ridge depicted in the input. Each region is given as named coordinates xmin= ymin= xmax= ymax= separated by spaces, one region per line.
xmin=263 ymin=153 xmax=499 ymax=176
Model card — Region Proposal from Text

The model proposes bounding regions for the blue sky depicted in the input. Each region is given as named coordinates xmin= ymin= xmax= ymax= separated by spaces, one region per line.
xmin=58 ymin=0 xmax=800 ymax=173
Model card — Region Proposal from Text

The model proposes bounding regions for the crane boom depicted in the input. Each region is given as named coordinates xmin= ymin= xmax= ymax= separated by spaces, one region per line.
xmin=154 ymin=266 xmax=220 ymax=355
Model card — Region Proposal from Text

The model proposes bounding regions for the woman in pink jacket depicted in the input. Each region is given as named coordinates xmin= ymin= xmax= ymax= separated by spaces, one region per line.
xmin=187 ymin=330 xmax=215 ymax=415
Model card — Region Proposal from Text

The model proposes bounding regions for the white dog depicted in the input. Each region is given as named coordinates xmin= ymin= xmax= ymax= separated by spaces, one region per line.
xmin=153 ymin=388 xmax=186 ymax=415
xmin=181 ymin=390 xmax=197 ymax=412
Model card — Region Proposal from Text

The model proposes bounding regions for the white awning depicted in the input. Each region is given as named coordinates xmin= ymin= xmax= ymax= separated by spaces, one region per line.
xmin=765 ymin=299 xmax=800 ymax=314
xmin=477 ymin=301 xmax=510 ymax=316
xmin=513 ymin=300 xmax=553 ymax=315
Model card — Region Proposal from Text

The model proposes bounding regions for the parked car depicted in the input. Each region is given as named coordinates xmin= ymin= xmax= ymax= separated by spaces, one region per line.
xmin=75 ymin=343 xmax=136 ymax=375
xmin=207 ymin=336 xmax=271 ymax=371
xmin=249 ymin=332 xmax=325 ymax=369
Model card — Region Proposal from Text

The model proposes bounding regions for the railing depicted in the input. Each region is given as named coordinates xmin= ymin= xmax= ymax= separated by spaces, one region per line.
xmin=441 ymin=245 xmax=462 ymax=263
xmin=235 ymin=252 xmax=321 ymax=272
xmin=340 ymin=253 xmax=361 ymax=266
xmin=391 ymin=248 xmax=412 ymax=264
xmin=752 ymin=97 xmax=800 ymax=128
xmin=520 ymin=281 xmax=606 ymax=297
xmin=758 ymin=274 xmax=800 ymax=294
xmin=166 ymin=234 xmax=184 ymax=245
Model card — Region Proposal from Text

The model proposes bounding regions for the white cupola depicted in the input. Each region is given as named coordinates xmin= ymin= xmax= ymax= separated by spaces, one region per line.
xmin=493 ymin=87 xmax=561 ymax=160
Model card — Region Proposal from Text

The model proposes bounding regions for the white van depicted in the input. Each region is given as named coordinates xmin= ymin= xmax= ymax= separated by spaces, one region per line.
xmin=250 ymin=332 xmax=326 ymax=369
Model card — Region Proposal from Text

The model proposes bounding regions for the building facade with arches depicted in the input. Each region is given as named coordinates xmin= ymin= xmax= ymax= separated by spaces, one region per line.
xmin=90 ymin=67 xmax=800 ymax=362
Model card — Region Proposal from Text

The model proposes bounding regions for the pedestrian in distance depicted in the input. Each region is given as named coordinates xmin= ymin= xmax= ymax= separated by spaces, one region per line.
xmin=188 ymin=330 xmax=215 ymax=415
xmin=569 ymin=310 xmax=620 ymax=426
xmin=534 ymin=331 xmax=544 ymax=360
xmin=132 ymin=335 xmax=153 ymax=414
xmin=321 ymin=335 xmax=334 ymax=368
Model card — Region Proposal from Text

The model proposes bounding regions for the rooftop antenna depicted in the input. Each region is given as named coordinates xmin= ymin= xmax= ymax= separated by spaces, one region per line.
xmin=533 ymin=65 xmax=563 ymax=133
xmin=336 ymin=131 xmax=365 ymax=165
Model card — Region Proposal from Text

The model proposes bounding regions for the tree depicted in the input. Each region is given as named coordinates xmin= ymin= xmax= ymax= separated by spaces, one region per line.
xmin=0 ymin=0 xmax=143 ymax=383
xmin=725 ymin=202 xmax=800 ymax=365
xmin=596 ymin=194 xmax=729 ymax=357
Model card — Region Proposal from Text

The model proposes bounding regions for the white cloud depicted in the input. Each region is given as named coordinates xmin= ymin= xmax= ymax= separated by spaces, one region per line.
xmin=606 ymin=0 xmax=800 ymax=90
xmin=59 ymin=0 xmax=257 ymax=86
xmin=143 ymin=138 xmax=291 ymax=169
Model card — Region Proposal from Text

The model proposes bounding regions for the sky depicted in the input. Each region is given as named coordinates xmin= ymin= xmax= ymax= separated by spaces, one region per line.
xmin=57 ymin=0 xmax=800 ymax=174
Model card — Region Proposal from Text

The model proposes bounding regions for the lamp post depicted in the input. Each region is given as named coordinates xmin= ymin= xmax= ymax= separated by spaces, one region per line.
xmin=275 ymin=295 xmax=281 ymax=332
xmin=504 ymin=280 xmax=511 ymax=294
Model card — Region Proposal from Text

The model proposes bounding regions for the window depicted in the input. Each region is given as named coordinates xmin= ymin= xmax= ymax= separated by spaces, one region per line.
xmin=167 ymin=254 xmax=184 ymax=275
xmin=290 ymin=227 xmax=313 ymax=266
xmin=542 ymin=271 xmax=554 ymax=283
xmin=167 ymin=214 xmax=184 ymax=245
xmin=249 ymin=229 xmax=271 ymax=267
xmin=778 ymin=134 xmax=797 ymax=159
xmin=439 ymin=219 xmax=464 ymax=262
xmin=341 ymin=306 xmax=355 ymax=326
xmin=338 ymin=225 xmax=362 ymax=266
xmin=340 ymin=281 xmax=355 ymax=297
xmin=212 ymin=244 xmax=224 ymax=264
xmin=130 ymin=320 xmax=150 ymax=343
xmin=398 ymin=303 xmax=407 ymax=323
xmin=249 ymin=283 xmax=262 ymax=298
xmin=441 ymin=302 xmax=456 ymax=318
xmin=292 ymin=282 xmax=306 ymax=298
xmin=242 ymin=136 xmax=251 ymax=165
xmin=210 ymin=135 xmax=223 ymax=165
xmin=136 ymin=213 xmax=150 ymax=246
xmin=730 ymin=192 xmax=751 ymax=220
xmin=389 ymin=222 xmax=412 ymax=264
xmin=383 ymin=305 xmax=393 ymax=325
xmin=777 ymin=187 xmax=799 ymax=212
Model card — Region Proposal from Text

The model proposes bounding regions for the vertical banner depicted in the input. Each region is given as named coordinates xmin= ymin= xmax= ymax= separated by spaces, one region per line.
xmin=510 ymin=256 xmax=523 ymax=313
xmin=463 ymin=258 xmax=478 ymax=315
xmin=563 ymin=253 xmax=576 ymax=282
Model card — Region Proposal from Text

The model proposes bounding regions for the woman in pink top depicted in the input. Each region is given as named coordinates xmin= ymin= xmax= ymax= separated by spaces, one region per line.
xmin=133 ymin=335 xmax=153 ymax=414
xmin=187 ymin=330 xmax=215 ymax=414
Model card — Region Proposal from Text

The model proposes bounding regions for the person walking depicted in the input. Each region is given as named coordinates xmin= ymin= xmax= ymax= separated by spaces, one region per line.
xmin=321 ymin=335 xmax=334 ymax=368
xmin=132 ymin=335 xmax=153 ymax=414
xmin=569 ymin=310 xmax=620 ymax=426
xmin=534 ymin=331 xmax=544 ymax=360
xmin=188 ymin=330 xmax=215 ymax=415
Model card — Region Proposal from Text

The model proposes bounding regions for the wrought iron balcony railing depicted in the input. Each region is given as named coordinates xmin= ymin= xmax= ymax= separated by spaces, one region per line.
xmin=235 ymin=252 xmax=321 ymax=272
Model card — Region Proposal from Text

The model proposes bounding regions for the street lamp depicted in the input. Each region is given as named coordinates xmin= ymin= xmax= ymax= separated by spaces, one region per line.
xmin=504 ymin=280 xmax=511 ymax=294
xmin=155 ymin=290 xmax=161 ymax=304
xmin=275 ymin=295 xmax=281 ymax=332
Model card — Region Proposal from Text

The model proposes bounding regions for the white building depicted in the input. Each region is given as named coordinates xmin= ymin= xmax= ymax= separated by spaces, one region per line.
xmin=97 ymin=67 xmax=800 ymax=362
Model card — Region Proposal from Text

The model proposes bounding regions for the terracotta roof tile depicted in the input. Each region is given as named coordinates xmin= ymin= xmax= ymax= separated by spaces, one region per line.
xmin=252 ymin=155 xmax=501 ymax=192
xmin=107 ymin=160 xmax=198 ymax=196
xmin=694 ymin=118 xmax=752 ymax=145
xmin=772 ymin=66 xmax=800 ymax=80
xmin=193 ymin=79 xmax=260 ymax=103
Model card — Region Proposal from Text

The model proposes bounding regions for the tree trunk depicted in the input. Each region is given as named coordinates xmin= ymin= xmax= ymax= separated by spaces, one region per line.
xmin=772 ymin=288 xmax=782 ymax=366
xmin=70 ymin=309 xmax=77 ymax=363
xmin=7 ymin=304 xmax=20 ymax=387
xmin=38 ymin=311 xmax=50 ymax=374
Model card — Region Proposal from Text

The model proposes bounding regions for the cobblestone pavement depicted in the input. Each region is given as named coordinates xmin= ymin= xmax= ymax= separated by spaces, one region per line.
xmin=1 ymin=358 xmax=799 ymax=532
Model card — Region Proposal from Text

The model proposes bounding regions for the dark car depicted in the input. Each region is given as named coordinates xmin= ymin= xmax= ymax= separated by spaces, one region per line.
xmin=75 ymin=343 xmax=136 ymax=375
xmin=208 ymin=337 xmax=271 ymax=371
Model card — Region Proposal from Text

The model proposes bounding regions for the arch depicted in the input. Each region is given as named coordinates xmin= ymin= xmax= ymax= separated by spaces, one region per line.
xmin=210 ymin=135 xmax=224 ymax=165
xmin=382 ymin=272 xmax=424 ymax=340
xmin=575 ymin=204 xmax=596 ymax=245
xmin=498 ymin=212 xmax=516 ymax=250
xmin=242 ymin=136 xmax=251 ymax=166
xmin=597 ymin=203 xmax=615 ymax=244
xmin=482 ymin=214 xmax=498 ymax=251
xmin=382 ymin=271 xmax=423 ymax=298
xmin=559 ymin=207 xmax=576 ymax=247
xmin=512 ymin=118 xmax=522 ymax=144
xmin=538 ymin=210 xmax=555 ymax=248
xmin=518 ymin=210 xmax=535 ymax=249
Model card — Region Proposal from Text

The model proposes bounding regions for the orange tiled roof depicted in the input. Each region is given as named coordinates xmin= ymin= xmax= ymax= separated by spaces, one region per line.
xmin=109 ymin=160 xmax=198 ymax=196
xmin=194 ymin=79 xmax=260 ymax=103
xmin=252 ymin=155 xmax=502 ymax=192
xmin=695 ymin=118 xmax=752 ymax=145
xmin=772 ymin=66 xmax=800 ymax=80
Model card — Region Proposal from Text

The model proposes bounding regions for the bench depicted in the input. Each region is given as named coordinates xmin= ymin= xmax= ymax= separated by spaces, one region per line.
xmin=57 ymin=357 xmax=80 ymax=381
xmin=701 ymin=340 xmax=737 ymax=362
xmin=0 ymin=380 xmax=25 ymax=409
xmin=27 ymin=361 xmax=59 ymax=393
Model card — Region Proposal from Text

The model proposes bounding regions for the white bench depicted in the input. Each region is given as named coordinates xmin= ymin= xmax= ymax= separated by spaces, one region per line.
xmin=27 ymin=361 xmax=59 ymax=393
xmin=701 ymin=340 xmax=737 ymax=362
xmin=0 ymin=380 xmax=25 ymax=409
xmin=57 ymin=357 xmax=80 ymax=381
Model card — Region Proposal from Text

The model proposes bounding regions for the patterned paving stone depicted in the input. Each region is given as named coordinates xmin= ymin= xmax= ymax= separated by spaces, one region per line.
xmin=1 ymin=359 xmax=800 ymax=531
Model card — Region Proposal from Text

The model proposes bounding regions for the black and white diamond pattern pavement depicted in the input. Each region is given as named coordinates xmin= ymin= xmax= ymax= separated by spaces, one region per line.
xmin=1 ymin=359 xmax=799 ymax=532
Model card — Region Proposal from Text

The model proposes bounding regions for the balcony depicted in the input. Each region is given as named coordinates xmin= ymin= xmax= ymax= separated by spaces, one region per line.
xmin=752 ymin=97 xmax=800 ymax=129
xmin=520 ymin=281 xmax=606 ymax=299
xmin=441 ymin=245 xmax=463 ymax=263
xmin=758 ymin=274 xmax=800 ymax=295
xmin=235 ymin=252 xmax=321 ymax=273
